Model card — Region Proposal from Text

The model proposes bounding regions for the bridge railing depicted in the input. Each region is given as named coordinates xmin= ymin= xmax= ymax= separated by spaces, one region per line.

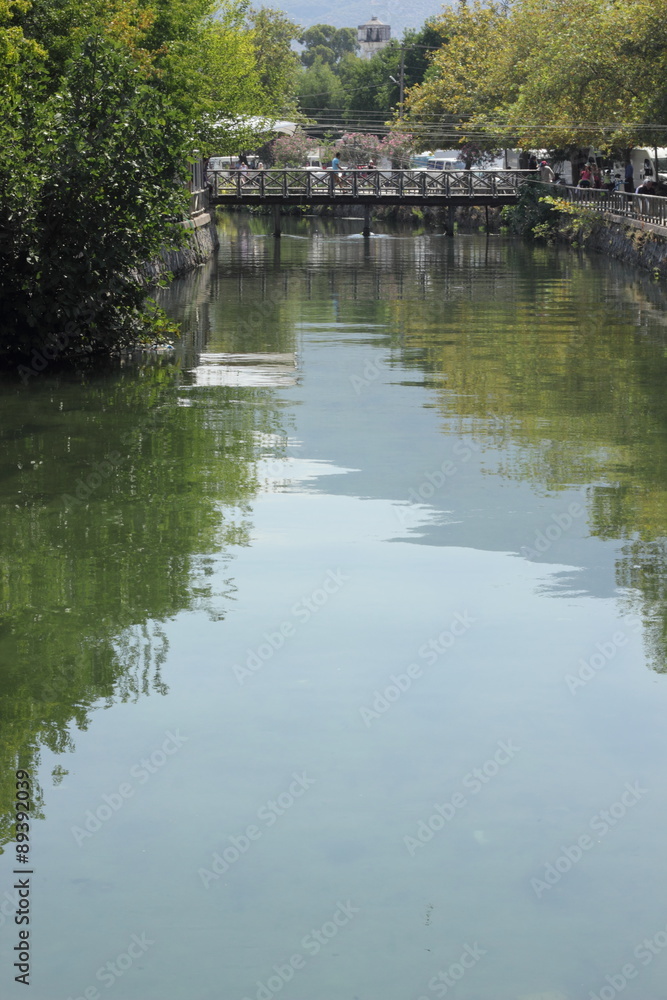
xmin=207 ymin=168 xmax=534 ymax=200
xmin=557 ymin=185 xmax=667 ymax=229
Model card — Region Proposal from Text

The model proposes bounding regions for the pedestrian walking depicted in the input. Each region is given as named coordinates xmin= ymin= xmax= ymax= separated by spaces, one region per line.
xmin=331 ymin=153 xmax=344 ymax=188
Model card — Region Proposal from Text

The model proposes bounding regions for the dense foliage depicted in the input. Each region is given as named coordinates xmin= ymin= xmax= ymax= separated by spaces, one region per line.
xmin=0 ymin=0 xmax=300 ymax=366
xmin=401 ymin=0 xmax=667 ymax=158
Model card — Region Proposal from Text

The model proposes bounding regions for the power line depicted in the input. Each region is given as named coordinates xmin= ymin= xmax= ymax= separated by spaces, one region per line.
xmin=285 ymin=114 xmax=667 ymax=134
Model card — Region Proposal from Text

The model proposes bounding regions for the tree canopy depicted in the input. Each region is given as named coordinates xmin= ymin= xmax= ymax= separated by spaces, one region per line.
xmin=0 ymin=0 xmax=301 ymax=363
xmin=401 ymin=0 xmax=667 ymax=157
xmin=299 ymin=24 xmax=357 ymax=67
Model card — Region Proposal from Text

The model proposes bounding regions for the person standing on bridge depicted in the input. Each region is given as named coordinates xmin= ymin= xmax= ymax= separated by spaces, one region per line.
xmin=578 ymin=165 xmax=592 ymax=188
xmin=624 ymin=160 xmax=634 ymax=193
xmin=539 ymin=160 xmax=554 ymax=183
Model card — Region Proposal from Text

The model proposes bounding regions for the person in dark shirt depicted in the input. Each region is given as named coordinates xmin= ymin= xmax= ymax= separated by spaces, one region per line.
xmin=624 ymin=161 xmax=634 ymax=193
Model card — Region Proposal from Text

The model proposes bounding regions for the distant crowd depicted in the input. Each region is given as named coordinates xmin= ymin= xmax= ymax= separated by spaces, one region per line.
xmin=528 ymin=153 xmax=664 ymax=196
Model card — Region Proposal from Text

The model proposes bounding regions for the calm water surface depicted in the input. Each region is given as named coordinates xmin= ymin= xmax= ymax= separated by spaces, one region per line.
xmin=2 ymin=215 xmax=667 ymax=1000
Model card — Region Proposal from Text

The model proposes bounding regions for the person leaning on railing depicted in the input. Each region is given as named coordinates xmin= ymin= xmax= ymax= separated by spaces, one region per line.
xmin=635 ymin=178 xmax=655 ymax=197
xmin=632 ymin=177 xmax=656 ymax=219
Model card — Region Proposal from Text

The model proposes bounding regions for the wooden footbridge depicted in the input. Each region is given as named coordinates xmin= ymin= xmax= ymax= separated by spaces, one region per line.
xmin=207 ymin=168 xmax=534 ymax=235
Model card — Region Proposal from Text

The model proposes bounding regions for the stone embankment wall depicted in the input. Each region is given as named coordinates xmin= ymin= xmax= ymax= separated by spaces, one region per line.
xmin=559 ymin=214 xmax=667 ymax=277
xmin=141 ymin=212 xmax=219 ymax=283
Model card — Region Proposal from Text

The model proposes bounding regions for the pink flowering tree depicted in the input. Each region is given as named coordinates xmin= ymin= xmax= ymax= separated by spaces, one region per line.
xmin=272 ymin=129 xmax=317 ymax=167
xmin=334 ymin=132 xmax=382 ymax=166
xmin=380 ymin=132 xmax=415 ymax=168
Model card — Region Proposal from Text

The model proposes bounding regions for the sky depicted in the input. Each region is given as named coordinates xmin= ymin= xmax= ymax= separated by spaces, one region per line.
xmin=275 ymin=1 xmax=446 ymax=39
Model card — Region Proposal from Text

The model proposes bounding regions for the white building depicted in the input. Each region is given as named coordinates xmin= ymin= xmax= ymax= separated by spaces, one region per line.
xmin=357 ymin=16 xmax=391 ymax=59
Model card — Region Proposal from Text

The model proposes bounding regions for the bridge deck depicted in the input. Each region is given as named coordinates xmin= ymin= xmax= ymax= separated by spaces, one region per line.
xmin=209 ymin=168 xmax=533 ymax=207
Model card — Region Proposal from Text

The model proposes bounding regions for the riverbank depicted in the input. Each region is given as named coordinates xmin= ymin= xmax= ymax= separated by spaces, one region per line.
xmin=503 ymin=184 xmax=667 ymax=277
xmin=553 ymin=210 xmax=667 ymax=277
xmin=141 ymin=212 xmax=219 ymax=283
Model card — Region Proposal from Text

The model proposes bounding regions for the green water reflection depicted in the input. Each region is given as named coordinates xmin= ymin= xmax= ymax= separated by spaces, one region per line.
xmin=0 ymin=358 xmax=292 ymax=848
xmin=1 ymin=216 xmax=667 ymax=1000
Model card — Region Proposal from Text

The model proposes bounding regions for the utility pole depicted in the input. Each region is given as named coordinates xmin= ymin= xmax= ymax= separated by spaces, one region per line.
xmin=391 ymin=48 xmax=406 ymax=120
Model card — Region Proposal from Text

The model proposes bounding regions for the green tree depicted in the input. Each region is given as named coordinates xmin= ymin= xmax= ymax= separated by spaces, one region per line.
xmin=247 ymin=6 xmax=301 ymax=114
xmin=401 ymin=1 xmax=511 ymax=152
xmin=0 ymin=0 xmax=302 ymax=364
xmin=296 ymin=55 xmax=345 ymax=118
xmin=401 ymin=0 xmax=667 ymax=159
xmin=300 ymin=23 xmax=357 ymax=67
xmin=0 ymin=33 xmax=190 ymax=364
xmin=300 ymin=22 xmax=444 ymax=134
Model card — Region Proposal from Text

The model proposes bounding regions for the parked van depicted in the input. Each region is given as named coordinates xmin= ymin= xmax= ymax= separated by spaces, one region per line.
xmin=410 ymin=152 xmax=432 ymax=168
xmin=207 ymin=154 xmax=260 ymax=171
xmin=426 ymin=157 xmax=466 ymax=171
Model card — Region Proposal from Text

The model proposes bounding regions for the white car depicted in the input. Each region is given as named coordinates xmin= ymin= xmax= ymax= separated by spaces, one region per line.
xmin=426 ymin=157 xmax=467 ymax=171
xmin=304 ymin=162 xmax=335 ymax=182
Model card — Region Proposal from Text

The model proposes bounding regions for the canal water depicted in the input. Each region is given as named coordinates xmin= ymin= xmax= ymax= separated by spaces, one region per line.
xmin=2 ymin=214 xmax=667 ymax=1000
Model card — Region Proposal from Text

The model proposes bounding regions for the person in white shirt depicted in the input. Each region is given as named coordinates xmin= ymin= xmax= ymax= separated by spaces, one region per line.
xmin=539 ymin=160 xmax=555 ymax=183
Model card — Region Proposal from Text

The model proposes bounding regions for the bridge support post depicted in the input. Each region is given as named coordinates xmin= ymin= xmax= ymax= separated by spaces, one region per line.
xmin=363 ymin=204 xmax=372 ymax=238
xmin=273 ymin=205 xmax=281 ymax=239
xmin=447 ymin=205 xmax=455 ymax=235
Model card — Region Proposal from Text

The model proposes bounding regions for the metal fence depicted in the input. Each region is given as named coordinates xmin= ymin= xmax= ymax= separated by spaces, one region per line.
xmin=208 ymin=168 xmax=534 ymax=201
xmin=557 ymin=185 xmax=667 ymax=228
